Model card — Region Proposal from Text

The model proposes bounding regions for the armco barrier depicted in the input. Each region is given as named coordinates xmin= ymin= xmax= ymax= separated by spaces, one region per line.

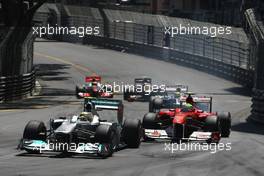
xmin=0 ymin=70 xmax=36 ymax=102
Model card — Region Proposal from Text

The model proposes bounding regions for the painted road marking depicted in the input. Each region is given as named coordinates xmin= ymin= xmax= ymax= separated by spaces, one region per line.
xmin=35 ymin=52 xmax=112 ymax=86
xmin=0 ymin=105 xmax=50 ymax=111
xmin=1 ymin=52 xmax=100 ymax=111
xmin=0 ymin=109 xmax=21 ymax=112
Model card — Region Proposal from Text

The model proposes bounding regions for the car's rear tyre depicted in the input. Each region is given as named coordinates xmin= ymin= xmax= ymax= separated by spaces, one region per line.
xmin=149 ymin=96 xmax=155 ymax=112
xmin=217 ymin=112 xmax=231 ymax=137
xmin=75 ymin=85 xmax=82 ymax=99
xmin=123 ymin=119 xmax=142 ymax=148
xmin=143 ymin=94 xmax=151 ymax=102
xmin=142 ymin=113 xmax=159 ymax=129
xmin=204 ymin=115 xmax=220 ymax=132
xmin=123 ymin=89 xmax=130 ymax=101
xmin=153 ymin=97 xmax=163 ymax=111
xmin=23 ymin=120 xmax=47 ymax=141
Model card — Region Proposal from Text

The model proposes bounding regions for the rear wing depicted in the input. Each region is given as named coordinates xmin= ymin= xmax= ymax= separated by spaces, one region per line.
xmin=84 ymin=98 xmax=123 ymax=124
xmin=165 ymin=85 xmax=188 ymax=93
xmin=87 ymin=98 xmax=122 ymax=110
xmin=85 ymin=75 xmax=101 ymax=83
xmin=180 ymin=96 xmax=212 ymax=112
xmin=134 ymin=77 xmax=152 ymax=84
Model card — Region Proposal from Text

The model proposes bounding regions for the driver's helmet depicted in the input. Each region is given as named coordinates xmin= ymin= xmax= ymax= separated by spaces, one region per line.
xmin=176 ymin=88 xmax=181 ymax=92
xmin=186 ymin=94 xmax=194 ymax=105
xmin=79 ymin=112 xmax=94 ymax=122
xmin=175 ymin=91 xmax=181 ymax=98
xmin=185 ymin=103 xmax=193 ymax=109
xmin=92 ymin=82 xmax=97 ymax=86
xmin=91 ymin=82 xmax=99 ymax=91
xmin=86 ymin=82 xmax=93 ymax=87
xmin=85 ymin=102 xmax=93 ymax=112
xmin=181 ymin=103 xmax=194 ymax=112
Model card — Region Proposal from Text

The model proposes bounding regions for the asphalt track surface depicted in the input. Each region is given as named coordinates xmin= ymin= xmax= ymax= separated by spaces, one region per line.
xmin=0 ymin=40 xmax=263 ymax=176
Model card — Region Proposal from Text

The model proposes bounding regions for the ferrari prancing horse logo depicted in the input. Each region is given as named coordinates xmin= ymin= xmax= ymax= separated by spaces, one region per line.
xmin=151 ymin=130 xmax=161 ymax=137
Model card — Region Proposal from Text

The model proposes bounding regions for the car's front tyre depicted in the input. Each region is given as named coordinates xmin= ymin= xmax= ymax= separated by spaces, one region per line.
xmin=217 ymin=112 xmax=231 ymax=137
xmin=123 ymin=119 xmax=142 ymax=148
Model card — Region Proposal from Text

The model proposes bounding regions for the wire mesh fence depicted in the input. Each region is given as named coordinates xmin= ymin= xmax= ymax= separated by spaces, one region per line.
xmin=102 ymin=9 xmax=251 ymax=70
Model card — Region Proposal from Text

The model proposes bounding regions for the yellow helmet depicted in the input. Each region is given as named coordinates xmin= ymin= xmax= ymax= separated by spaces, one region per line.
xmin=80 ymin=112 xmax=89 ymax=117
xmin=175 ymin=91 xmax=181 ymax=96
xmin=79 ymin=112 xmax=94 ymax=122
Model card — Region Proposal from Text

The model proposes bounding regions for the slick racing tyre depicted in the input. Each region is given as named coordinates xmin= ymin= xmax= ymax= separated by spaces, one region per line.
xmin=217 ymin=112 xmax=231 ymax=137
xmin=123 ymin=119 xmax=142 ymax=148
xmin=123 ymin=89 xmax=130 ymax=101
xmin=23 ymin=120 xmax=47 ymax=141
xmin=149 ymin=97 xmax=163 ymax=112
xmin=153 ymin=97 xmax=163 ymax=109
xmin=149 ymin=96 xmax=155 ymax=112
xmin=204 ymin=115 xmax=220 ymax=132
xmin=75 ymin=85 xmax=82 ymax=99
xmin=142 ymin=113 xmax=159 ymax=129
xmin=23 ymin=120 xmax=47 ymax=154
xmin=95 ymin=125 xmax=116 ymax=143
xmin=95 ymin=125 xmax=118 ymax=157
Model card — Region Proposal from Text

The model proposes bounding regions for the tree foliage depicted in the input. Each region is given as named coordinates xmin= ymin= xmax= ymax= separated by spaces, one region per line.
xmin=0 ymin=0 xmax=46 ymax=76
xmin=1 ymin=0 xmax=46 ymax=26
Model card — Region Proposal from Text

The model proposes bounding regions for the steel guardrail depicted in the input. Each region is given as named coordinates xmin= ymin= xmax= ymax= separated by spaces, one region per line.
xmin=0 ymin=69 xmax=36 ymax=102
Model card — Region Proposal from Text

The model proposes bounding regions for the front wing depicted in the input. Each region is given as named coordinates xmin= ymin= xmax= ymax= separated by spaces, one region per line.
xmin=144 ymin=129 xmax=220 ymax=142
xmin=19 ymin=139 xmax=112 ymax=155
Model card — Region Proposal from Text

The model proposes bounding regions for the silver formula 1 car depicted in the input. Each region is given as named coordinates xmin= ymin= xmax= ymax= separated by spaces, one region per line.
xmin=18 ymin=98 xmax=142 ymax=158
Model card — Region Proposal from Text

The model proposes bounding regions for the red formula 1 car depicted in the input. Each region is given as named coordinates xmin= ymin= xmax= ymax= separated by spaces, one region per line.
xmin=75 ymin=75 xmax=114 ymax=99
xmin=142 ymin=95 xmax=231 ymax=143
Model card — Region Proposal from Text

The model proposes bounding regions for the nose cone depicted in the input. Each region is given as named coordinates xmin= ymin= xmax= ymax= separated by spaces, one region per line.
xmin=173 ymin=115 xmax=186 ymax=124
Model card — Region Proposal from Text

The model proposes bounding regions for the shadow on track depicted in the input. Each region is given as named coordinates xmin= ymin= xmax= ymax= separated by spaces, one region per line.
xmin=0 ymin=96 xmax=81 ymax=110
xmin=0 ymin=63 xmax=80 ymax=110
xmin=232 ymin=117 xmax=264 ymax=136
xmin=16 ymin=152 xmax=108 ymax=159
xmin=36 ymin=64 xmax=71 ymax=81
xmin=224 ymin=86 xmax=252 ymax=97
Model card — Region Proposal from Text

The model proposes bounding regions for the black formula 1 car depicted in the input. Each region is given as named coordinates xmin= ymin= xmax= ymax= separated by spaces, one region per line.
xmin=18 ymin=98 xmax=141 ymax=158
xmin=123 ymin=77 xmax=152 ymax=102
